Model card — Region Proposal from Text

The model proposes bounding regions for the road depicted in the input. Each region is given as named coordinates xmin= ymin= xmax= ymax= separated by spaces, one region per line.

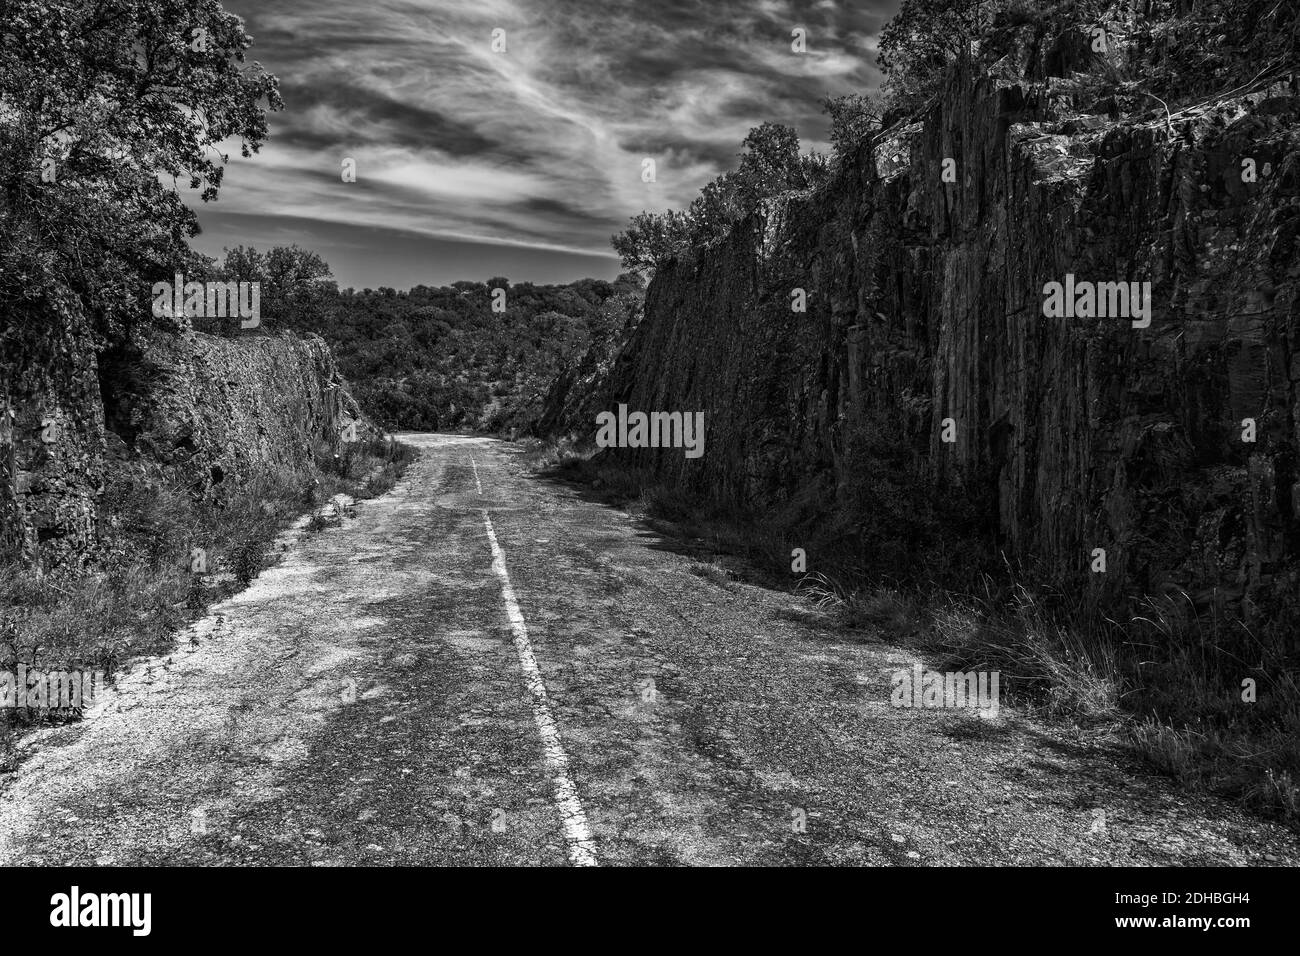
xmin=1 ymin=433 xmax=1297 ymax=866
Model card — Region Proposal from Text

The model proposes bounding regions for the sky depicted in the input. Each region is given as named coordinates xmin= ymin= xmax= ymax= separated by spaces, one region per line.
xmin=189 ymin=0 xmax=899 ymax=290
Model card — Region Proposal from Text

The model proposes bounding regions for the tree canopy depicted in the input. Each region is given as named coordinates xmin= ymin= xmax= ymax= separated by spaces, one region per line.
xmin=0 ymin=0 xmax=281 ymax=341
xmin=611 ymin=120 xmax=834 ymax=275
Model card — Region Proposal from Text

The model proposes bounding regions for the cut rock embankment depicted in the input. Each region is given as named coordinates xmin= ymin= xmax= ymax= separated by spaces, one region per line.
xmin=544 ymin=51 xmax=1300 ymax=627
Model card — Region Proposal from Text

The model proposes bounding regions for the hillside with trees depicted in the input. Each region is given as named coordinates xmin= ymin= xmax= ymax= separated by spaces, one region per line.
xmin=191 ymin=244 xmax=643 ymax=434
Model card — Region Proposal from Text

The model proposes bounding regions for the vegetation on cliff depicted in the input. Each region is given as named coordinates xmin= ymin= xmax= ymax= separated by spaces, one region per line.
xmin=550 ymin=0 xmax=1300 ymax=822
xmin=0 ymin=3 xmax=420 ymax=747
xmin=614 ymin=0 xmax=1300 ymax=275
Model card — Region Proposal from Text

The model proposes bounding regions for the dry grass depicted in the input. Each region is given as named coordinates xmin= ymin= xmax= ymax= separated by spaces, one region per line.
xmin=688 ymin=561 xmax=737 ymax=591
xmin=824 ymin=580 xmax=1299 ymax=822
xmin=527 ymin=446 xmax=1300 ymax=825
xmin=0 ymin=437 xmax=417 ymax=744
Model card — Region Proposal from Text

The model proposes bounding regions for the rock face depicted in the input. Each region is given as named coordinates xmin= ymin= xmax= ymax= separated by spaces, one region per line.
xmin=546 ymin=57 xmax=1300 ymax=626
xmin=0 ymin=295 xmax=106 ymax=568
xmin=104 ymin=328 xmax=370 ymax=497
xmin=1 ymin=310 xmax=370 ymax=569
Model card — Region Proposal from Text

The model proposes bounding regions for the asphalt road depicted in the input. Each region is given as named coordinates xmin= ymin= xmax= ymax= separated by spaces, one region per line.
xmin=1 ymin=433 xmax=1297 ymax=866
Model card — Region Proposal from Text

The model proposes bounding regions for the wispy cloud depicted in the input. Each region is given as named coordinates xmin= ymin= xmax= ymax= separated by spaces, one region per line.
xmin=191 ymin=0 xmax=898 ymax=287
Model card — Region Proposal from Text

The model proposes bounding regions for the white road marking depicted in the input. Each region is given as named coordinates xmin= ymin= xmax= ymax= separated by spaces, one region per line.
xmin=481 ymin=508 xmax=598 ymax=866
xmin=470 ymin=456 xmax=483 ymax=495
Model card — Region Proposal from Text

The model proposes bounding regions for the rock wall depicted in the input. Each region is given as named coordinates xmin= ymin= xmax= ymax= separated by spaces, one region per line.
xmin=0 ymin=312 xmax=370 ymax=570
xmin=103 ymin=328 xmax=370 ymax=497
xmin=0 ymin=293 xmax=106 ymax=567
xmin=548 ymin=55 xmax=1300 ymax=625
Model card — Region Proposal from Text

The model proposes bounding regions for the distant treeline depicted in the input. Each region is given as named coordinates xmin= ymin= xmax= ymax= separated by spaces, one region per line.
xmin=191 ymin=244 xmax=643 ymax=434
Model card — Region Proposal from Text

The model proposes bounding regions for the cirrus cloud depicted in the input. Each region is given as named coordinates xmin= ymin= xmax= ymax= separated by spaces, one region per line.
xmin=190 ymin=0 xmax=899 ymax=288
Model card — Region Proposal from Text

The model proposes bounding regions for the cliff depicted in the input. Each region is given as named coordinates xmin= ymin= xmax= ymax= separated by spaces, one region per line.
xmin=1 ymin=305 xmax=371 ymax=569
xmin=544 ymin=43 xmax=1300 ymax=627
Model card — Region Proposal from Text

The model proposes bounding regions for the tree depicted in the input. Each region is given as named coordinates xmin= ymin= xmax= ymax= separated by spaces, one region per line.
xmin=686 ymin=125 xmax=821 ymax=239
xmin=0 ymin=0 xmax=282 ymax=342
xmin=685 ymin=172 xmax=744 ymax=245
xmin=612 ymin=123 xmax=822 ymax=274
xmin=735 ymin=122 xmax=811 ymax=203
xmin=266 ymin=245 xmax=333 ymax=299
xmin=821 ymin=93 xmax=881 ymax=159
xmin=206 ymin=244 xmax=335 ymax=335
xmin=218 ymin=245 xmax=268 ymax=285
xmin=611 ymin=208 xmax=692 ymax=273
xmin=877 ymin=0 xmax=993 ymax=113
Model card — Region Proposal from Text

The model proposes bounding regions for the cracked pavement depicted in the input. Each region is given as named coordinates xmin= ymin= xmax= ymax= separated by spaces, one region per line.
xmin=1 ymin=433 xmax=1297 ymax=866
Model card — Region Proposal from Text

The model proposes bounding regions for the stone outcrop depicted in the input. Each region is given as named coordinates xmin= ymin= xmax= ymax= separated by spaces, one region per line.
xmin=103 ymin=328 xmax=369 ymax=499
xmin=544 ymin=50 xmax=1300 ymax=626
xmin=0 ymin=294 xmax=107 ymax=567
xmin=1 ymin=306 xmax=370 ymax=569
